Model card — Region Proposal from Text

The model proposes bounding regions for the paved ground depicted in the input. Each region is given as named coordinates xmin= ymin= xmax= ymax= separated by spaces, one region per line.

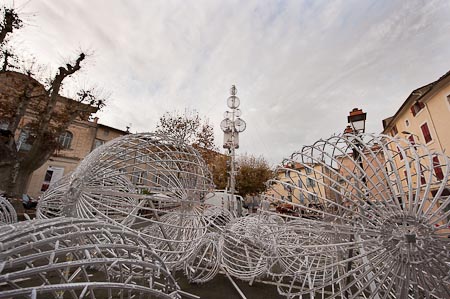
xmin=176 ymin=274 xmax=284 ymax=299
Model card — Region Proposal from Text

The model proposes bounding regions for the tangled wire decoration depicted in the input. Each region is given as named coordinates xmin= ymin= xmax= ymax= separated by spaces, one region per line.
xmin=0 ymin=196 xmax=17 ymax=224
xmin=37 ymin=133 xmax=217 ymax=268
xmin=261 ymin=133 xmax=450 ymax=298
xmin=0 ymin=217 xmax=182 ymax=298
xmin=5 ymin=132 xmax=447 ymax=299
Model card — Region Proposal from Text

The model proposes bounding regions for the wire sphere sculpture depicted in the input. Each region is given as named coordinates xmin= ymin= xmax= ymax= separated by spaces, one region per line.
xmin=0 ymin=195 xmax=17 ymax=224
xmin=221 ymin=216 xmax=274 ymax=281
xmin=0 ymin=217 xmax=183 ymax=299
xmin=184 ymin=232 xmax=222 ymax=284
xmin=37 ymin=133 xmax=215 ymax=268
xmin=262 ymin=133 xmax=450 ymax=298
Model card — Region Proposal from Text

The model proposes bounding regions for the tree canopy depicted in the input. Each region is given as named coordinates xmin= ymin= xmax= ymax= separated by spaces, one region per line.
xmin=155 ymin=110 xmax=215 ymax=150
xmin=236 ymin=154 xmax=273 ymax=197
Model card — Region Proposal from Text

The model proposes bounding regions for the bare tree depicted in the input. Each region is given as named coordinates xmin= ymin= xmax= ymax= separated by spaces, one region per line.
xmin=155 ymin=110 xmax=215 ymax=150
xmin=0 ymin=7 xmax=105 ymax=197
xmin=0 ymin=6 xmax=22 ymax=45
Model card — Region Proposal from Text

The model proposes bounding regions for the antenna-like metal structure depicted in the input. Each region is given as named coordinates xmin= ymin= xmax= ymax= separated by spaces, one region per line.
xmin=221 ymin=85 xmax=246 ymax=216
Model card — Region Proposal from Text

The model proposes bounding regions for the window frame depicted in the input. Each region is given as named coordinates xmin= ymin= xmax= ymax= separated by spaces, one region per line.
xmin=420 ymin=122 xmax=433 ymax=144
xmin=433 ymin=156 xmax=444 ymax=181
xmin=58 ymin=131 xmax=73 ymax=150
xmin=391 ymin=125 xmax=398 ymax=136
xmin=410 ymin=101 xmax=425 ymax=117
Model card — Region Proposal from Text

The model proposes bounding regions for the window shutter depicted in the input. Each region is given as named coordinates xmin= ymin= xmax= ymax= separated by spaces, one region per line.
xmin=420 ymin=123 xmax=432 ymax=143
xmin=433 ymin=156 xmax=444 ymax=181
xmin=410 ymin=106 xmax=416 ymax=116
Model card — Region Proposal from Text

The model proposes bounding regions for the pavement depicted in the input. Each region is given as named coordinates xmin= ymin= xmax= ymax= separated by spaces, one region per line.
xmin=176 ymin=273 xmax=284 ymax=299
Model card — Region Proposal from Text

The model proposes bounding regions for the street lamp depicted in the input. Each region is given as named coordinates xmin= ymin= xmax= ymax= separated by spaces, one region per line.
xmin=347 ymin=108 xmax=367 ymax=134
xmin=345 ymin=107 xmax=373 ymax=298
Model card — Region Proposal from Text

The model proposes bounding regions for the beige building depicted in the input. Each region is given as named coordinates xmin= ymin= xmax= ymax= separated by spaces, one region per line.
xmin=266 ymin=161 xmax=340 ymax=214
xmin=26 ymin=119 xmax=128 ymax=198
xmin=382 ymin=70 xmax=450 ymax=195
xmin=382 ymin=70 xmax=449 ymax=156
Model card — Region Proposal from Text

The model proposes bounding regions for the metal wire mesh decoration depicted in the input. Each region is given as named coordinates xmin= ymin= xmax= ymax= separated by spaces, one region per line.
xmin=37 ymin=133 xmax=216 ymax=268
xmin=261 ymin=133 xmax=450 ymax=298
xmin=0 ymin=217 xmax=182 ymax=298
xmin=0 ymin=195 xmax=17 ymax=224
xmin=33 ymin=131 xmax=450 ymax=298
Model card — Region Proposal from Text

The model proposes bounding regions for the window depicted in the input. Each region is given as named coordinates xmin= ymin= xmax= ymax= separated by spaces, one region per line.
xmin=17 ymin=130 xmax=32 ymax=151
xmin=433 ymin=156 xmax=444 ymax=181
xmin=408 ymin=135 xmax=415 ymax=145
xmin=419 ymin=164 xmax=426 ymax=185
xmin=405 ymin=119 xmax=409 ymax=127
xmin=58 ymin=131 xmax=73 ymax=149
xmin=306 ymin=177 xmax=315 ymax=187
xmin=391 ymin=125 xmax=398 ymax=136
xmin=397 ymin=146 xmax=403 ymax=160
xmin=305 ymin=167 xmax=312 ymax=174
xmin=132 ymin=171 xmax=146 ymax=185
xmin=420 ymin=122 xmax=432 ymax=143
xmin=410 ymin=101 xmax=425 ymax=116
xmin=308 ymin=193 xmax=318 ymax=203
xmin=93 ymin=139 xmax=105 ymax=149
xmin=40 ymin=166 xmax=64 ymax=191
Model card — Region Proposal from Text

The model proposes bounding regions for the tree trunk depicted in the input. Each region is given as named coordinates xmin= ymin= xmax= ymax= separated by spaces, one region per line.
xmin=0 ymin=161 xmax=33 ymax=198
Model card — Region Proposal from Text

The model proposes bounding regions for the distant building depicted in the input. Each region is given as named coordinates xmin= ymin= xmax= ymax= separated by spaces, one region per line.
xmin=266 ymin=161 xmax=340 ymax=215
xmin=26 ymin=118 xmax=128 ymax=197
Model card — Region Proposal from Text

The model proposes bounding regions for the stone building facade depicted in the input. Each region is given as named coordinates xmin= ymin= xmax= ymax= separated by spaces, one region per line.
xmin=26 ymin=119 xmax=127 ymax=198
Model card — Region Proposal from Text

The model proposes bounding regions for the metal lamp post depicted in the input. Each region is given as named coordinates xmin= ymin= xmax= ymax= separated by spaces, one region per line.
xmin=345 ymin=108 xmax=380 ymax=299
xmin=221 ymin=85 xmax=246 ymax=216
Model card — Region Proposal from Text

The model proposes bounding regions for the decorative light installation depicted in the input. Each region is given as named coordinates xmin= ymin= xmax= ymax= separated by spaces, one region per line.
xmin=262 ymin=133 xmax=450 ymax=298
xmin=184 ymin=232 xmax=222 ymax=284
xmin=0 ymin=217 xmax=184 ymax=298
xmin=33 ymin=131 xmax=450 ymax=298
xmin=0 ymin=195 xmax=17 ymax=224
xmin=37 ymin=133 xmax=215 ymax=267
xmin=221 ymin=216 xmax=273 ymax=281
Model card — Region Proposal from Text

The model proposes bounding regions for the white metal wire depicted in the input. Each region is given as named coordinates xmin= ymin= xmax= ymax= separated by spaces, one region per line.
xmin=260 ymin=133 xmax=450 ymax=298
xmin=0 ymin=195 xmax=17 ymax=224
xmin=37 ymin=133 xmax=216 ymax=268
xmin=32 ymin=132 xmax=449 ymax=298
xmin=0 ymin=217 xmax=182 ymax=298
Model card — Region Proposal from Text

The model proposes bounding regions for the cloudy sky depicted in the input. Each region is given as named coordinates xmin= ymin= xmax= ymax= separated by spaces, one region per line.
xmin=8 ymin=0 xmax=450 ymax=165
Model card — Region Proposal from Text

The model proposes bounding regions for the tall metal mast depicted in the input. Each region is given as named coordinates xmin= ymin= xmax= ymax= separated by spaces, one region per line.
xmin=220 ymin=85 xmax=246 ymax=216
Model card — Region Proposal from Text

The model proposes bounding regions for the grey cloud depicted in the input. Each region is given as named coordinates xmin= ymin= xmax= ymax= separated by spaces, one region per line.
xmin=10 ymin=0 xmax=450 ymax=164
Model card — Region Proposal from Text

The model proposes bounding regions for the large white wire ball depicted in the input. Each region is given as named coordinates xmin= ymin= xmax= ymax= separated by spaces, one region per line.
xmin=37 ymin=133 xmax=215 ymax=268
xmin=263 ymin=133 xmax=450 ymax=298
xmin=0 ymin=217 xmax=182 ymax=298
